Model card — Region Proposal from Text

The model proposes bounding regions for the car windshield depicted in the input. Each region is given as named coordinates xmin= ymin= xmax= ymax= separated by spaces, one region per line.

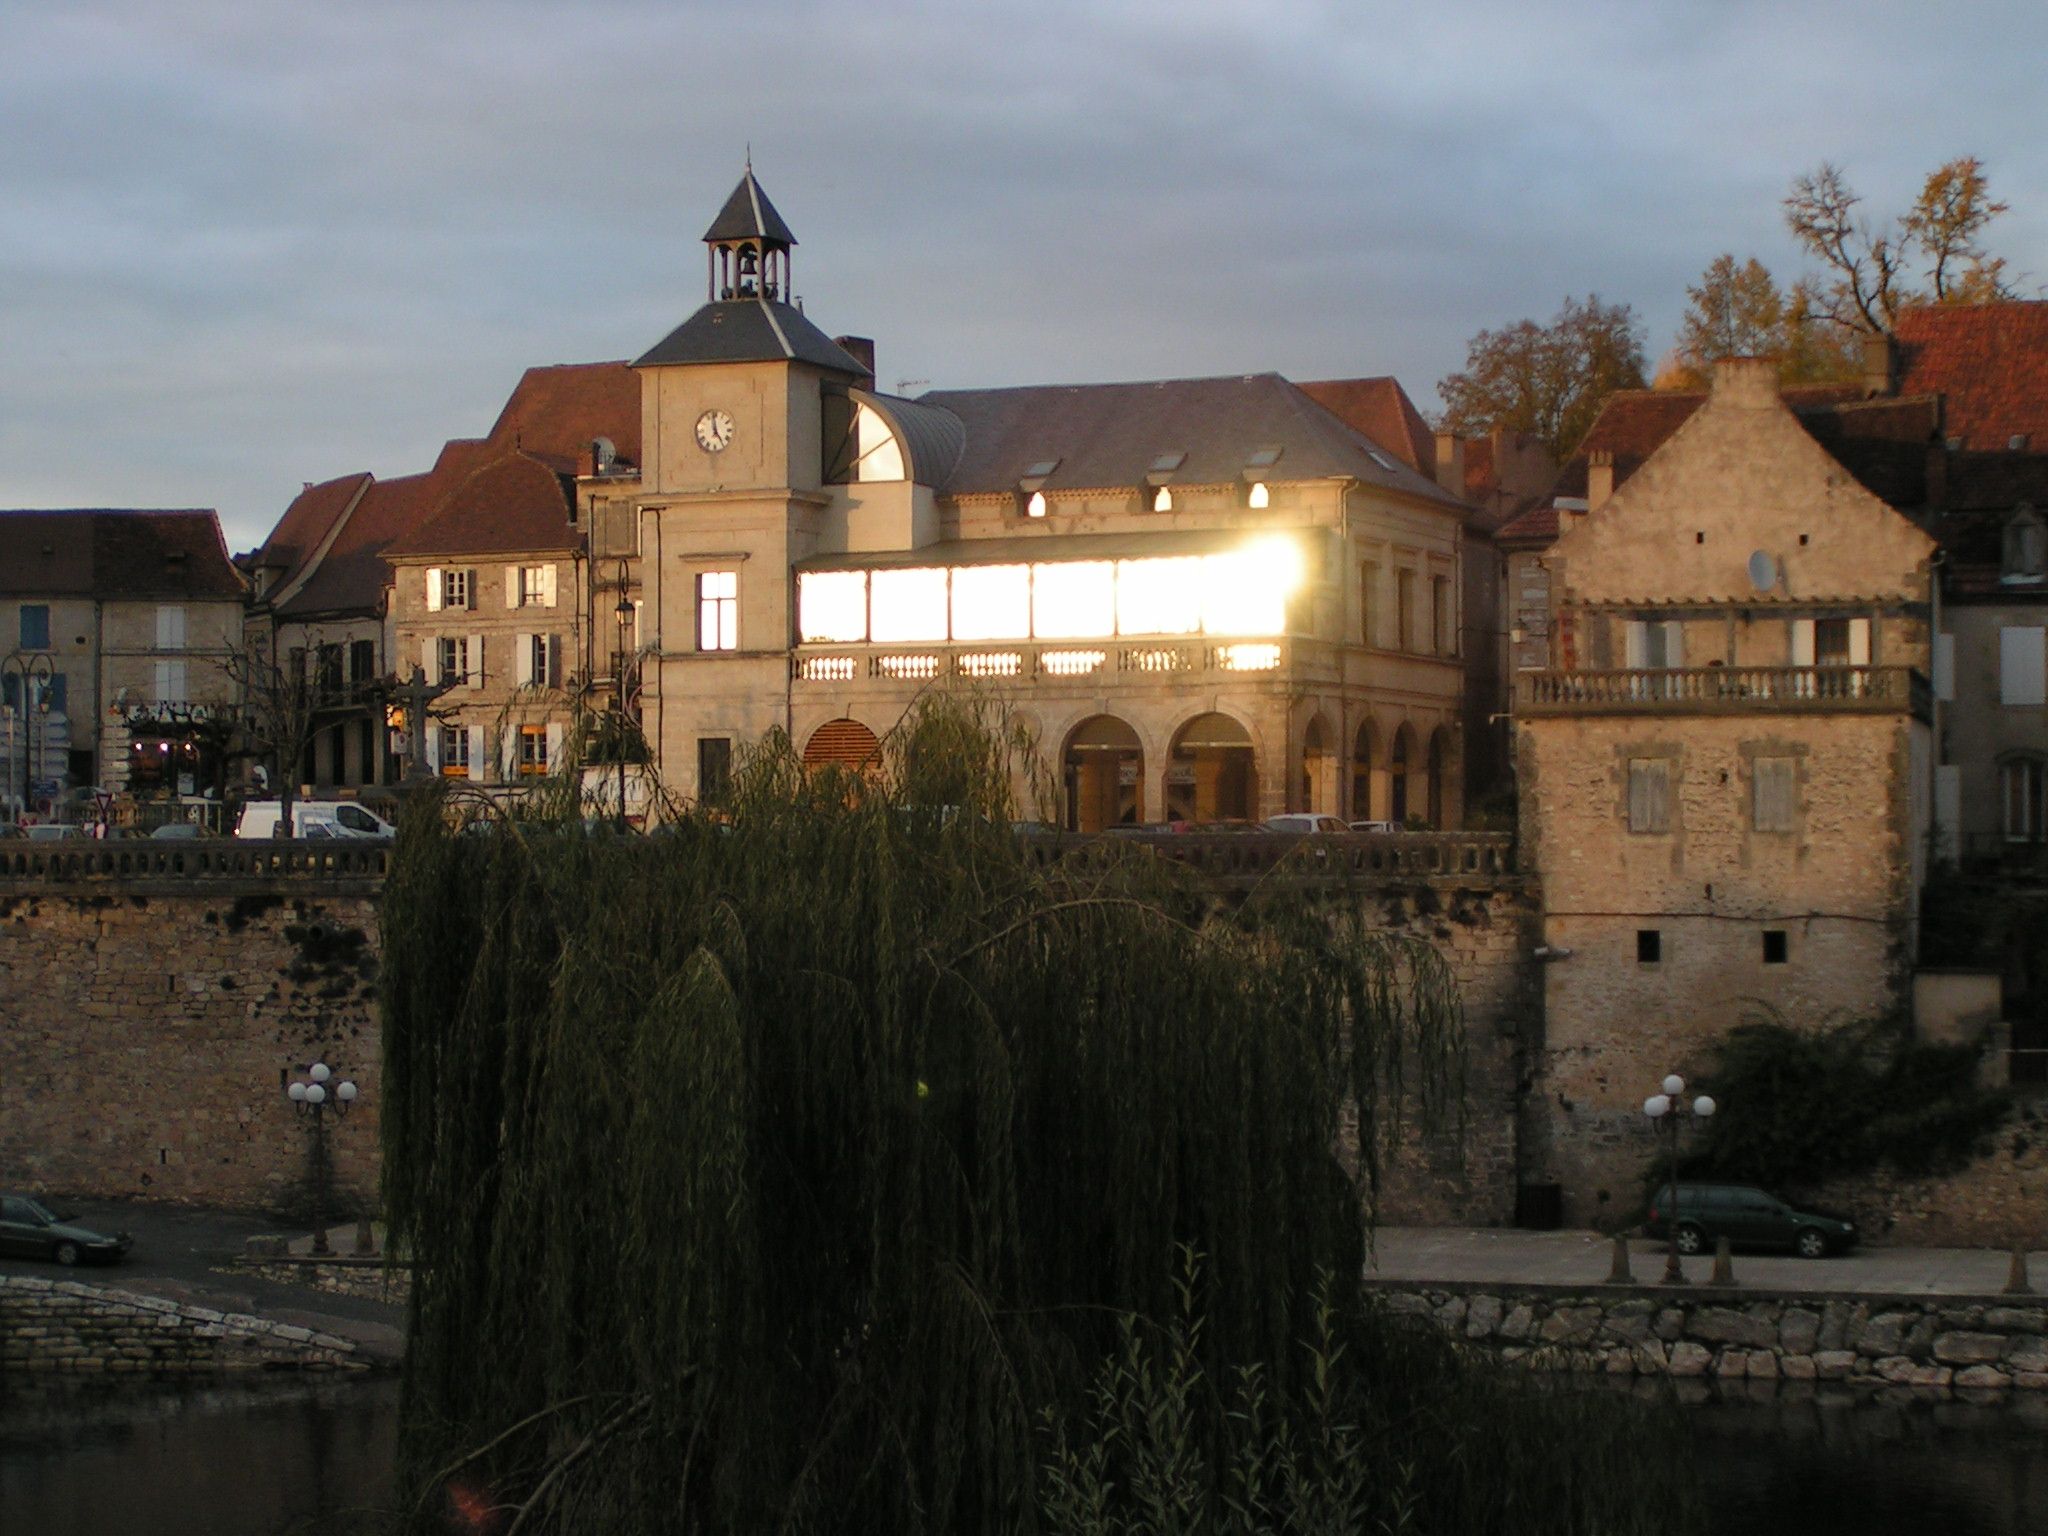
xmin=24 ymin=1198 xmax=56 ymax=1223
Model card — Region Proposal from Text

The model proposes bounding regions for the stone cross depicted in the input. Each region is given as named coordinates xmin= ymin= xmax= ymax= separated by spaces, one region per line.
xmin=396 ymin=665 xmax=460 ymax=782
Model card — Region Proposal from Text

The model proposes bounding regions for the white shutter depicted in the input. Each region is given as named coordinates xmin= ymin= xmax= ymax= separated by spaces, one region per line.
xmin=154 ymin=659 xmax=171 ymax=700
xmin=632 ymin=599 xmax=644 ymax=651
xmin=1847 ymin=618 xmax=1871 ymax=665
xmin=1662 ymin=620 xmax=1684 ymax=669
xmin=2001 ymin=626 xmax=2047 ymax=706
xmin=542 ymin=564 xmax=558 ymax=608
xmin=1934 ymin=634 xmax=1956 ymax=701
xmin=427 ymin=568 xmax=444 ymax=612
xmin=468 ymin=635 xmax=485 ymax=688
xmin=422 ymin=637 xmax=436 ymax=679
xmin=1791 ymin=619 xmax=1816 ymax=667
xmin=468 ymin=728 xmax=487 ymax=781
xmin=425 ymin=726 xmax=440 ymax=772
xmin=156 ymin=605 xmax=185 ymax=648
xmin=515 ymin=634 xmax=533 ymax=687
xmin=546 ymin=723 xmax=563 ymax=771
xmin=1624 ymin=621 xmax=1647 ymax=669
xmin=505 ymin=565 xmax=521 ymax=609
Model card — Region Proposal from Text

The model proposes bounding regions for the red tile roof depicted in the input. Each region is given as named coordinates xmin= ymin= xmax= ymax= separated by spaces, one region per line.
xmin=0 ymin=509 xmax=245 ymax=600
xmin=1295 ymin=377 xmax=1436 ymax=473
xmin=1896 ymin=302 xmax=2048 ymax=451
xmin=278 ymin=473 xmax=437 ymax=618
xmin=486 ymin=362 xmax=641 ymax=470
xmin=251 ymin=473 xmax=371 ymax=590
xmin=383 ymin=451 xmax=581 ymax=560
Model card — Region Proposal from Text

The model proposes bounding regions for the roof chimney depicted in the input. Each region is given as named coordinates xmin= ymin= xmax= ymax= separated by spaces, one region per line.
xmin=1710 ymin=356 xmax=1780 ymax=406
xmin=1432 ymin=431 xmax=1466 ymax=497
xmin=1861 ymin=333 xmax=1897 ymax=398
xmin=833 ymin=336 xmax=876 ymax=385
xmin=1586 ymin=450 xmax=1615 ymax=509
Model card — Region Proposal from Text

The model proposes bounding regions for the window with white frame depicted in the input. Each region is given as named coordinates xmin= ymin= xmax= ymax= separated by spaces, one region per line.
xmin=154 ymin=659 xmax=188 ymax=704
xmin=697 ymin=571 xmax=738 ymax=651
xmin=439 ymin=725 xmax=470 ymax=778
xmin=155 ymin=604 xmax=186 ymax=650
xmin=440 ymin=568 xmax=471 ymax=610
xmin=436 ymin=636 xmax=468 ymax=684
xmin=516 ymin=564 xmax=554 ymax=608
xmin=518 ymin=724 xmax=549 ymax=775
xmin=2002 ymin=627 xmax=2048 ymax=706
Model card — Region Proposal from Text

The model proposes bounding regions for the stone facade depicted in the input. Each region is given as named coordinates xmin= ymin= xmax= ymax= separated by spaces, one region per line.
xmin=0 ymin=1274 xmax=371 ymax=1372
xmin=1373 ymin=1281 xmax=2048 ymax=1389
xmin=1516 ymin=359 xmax=1939 ymax=1223
xmin=0 ymin=867 xmax=382 ymax=1213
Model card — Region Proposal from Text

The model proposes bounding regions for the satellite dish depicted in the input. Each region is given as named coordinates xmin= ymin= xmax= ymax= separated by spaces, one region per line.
xmin=1747 ymin=550 xmax=1778 ymax=591
xmin=592 ymin=436 xmax=617 ymax=471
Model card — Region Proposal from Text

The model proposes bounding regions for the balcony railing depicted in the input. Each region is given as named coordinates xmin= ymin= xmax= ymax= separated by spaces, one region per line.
xmin=1023 ymin=829 xmax=1519 ymax=884
xmin=0 ymin=839 xmax=390 ymax=887
xmin=1516 ymin=665 xmax=1931 ymax=721
xmin=794 ymin=638 xmax=1331 ymax=686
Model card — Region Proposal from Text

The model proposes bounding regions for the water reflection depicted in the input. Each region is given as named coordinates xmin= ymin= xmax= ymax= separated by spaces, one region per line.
xmin=4 ymin=1373 xmax=2045 ymax=1535
xmin=0 ymin=1374 xmax=399 ymax=1536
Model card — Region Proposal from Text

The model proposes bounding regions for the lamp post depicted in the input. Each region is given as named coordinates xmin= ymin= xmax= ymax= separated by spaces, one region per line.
xmin=2 ymin=651 xmax=56 ymax=816
xmin=1644 ymin=1074 xmax=1716 ymax=1284
xmin=612 ymin=561 xmax=634 ymax=832
xmin=286 ymin=1061 xmax=359 ymax=1256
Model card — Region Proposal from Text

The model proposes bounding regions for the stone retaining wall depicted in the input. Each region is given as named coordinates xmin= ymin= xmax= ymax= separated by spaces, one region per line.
xmin=1374 ymin=1281 xmax=2048 ymax=1391
xmin=0 ymin=1273 xmax=370 ymax=1373
xmin=236 ymin=1258 xmax=412 ymax=1307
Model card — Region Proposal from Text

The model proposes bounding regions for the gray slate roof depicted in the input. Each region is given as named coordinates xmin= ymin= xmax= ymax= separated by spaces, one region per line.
xmin=702 ymin=168 xmax=797 ymax=247
xmin=915 ymin=374 xmax=1462 ymax=504
xmin=635 ymin=298 xmax=866 ymax=373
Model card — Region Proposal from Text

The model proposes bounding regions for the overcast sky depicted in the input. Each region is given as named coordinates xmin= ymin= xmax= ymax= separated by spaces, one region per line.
xmin=4 ymin=0 xmax=2045 ymax=552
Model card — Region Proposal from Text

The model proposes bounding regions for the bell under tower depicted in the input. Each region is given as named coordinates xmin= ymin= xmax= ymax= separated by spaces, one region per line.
xmin=705 ymin=162 xmax=796 ymax=303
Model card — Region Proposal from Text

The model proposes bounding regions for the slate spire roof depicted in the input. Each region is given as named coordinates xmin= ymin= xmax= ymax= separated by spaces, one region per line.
xmin=703 ymin=165 xmax=796 ymax=248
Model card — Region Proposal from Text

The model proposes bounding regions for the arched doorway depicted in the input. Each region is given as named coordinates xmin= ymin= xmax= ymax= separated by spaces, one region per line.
xmin=1168 ymin=712 xmax=1256 ymax=823
xmin=1427 ymin=727 xmax=1449 ymax=829
xmin=1300 ymin=715 xmax=1337 ymax=815
xmin=803 ymin=717 xmax=881 ymax=772
xmin=1351 ymin=720 xmax=1378 ymax=822
xmin=1064 ymin=715 xmax=1143 ymax=832
xmin=1389 ymin=724 xmax=1416 ymax=825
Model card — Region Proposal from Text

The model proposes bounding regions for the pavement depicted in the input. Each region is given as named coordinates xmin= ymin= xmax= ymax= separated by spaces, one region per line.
xmin=0 ymin=1197 xmax=406 ymax=1363
xmin=1368 ymin=1225 xmax=2048 ymax=1297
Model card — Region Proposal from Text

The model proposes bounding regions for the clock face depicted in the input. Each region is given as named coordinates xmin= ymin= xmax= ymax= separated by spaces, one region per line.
xmin=695 ymin=408 xmax=735 ymax=453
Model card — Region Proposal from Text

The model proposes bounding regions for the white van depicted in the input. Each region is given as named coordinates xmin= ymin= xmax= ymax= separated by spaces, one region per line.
xmin=235 ymin=800 xmax=395 ymax=839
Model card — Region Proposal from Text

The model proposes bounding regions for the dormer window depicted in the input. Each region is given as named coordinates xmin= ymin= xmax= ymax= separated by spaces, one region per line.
xmin=1144 ymin=452 xmax=1185 ymax=512
xmin=1026 ymin=492 xmax=1047 ymax=518
xmin=1247 ymin=482 xmax=1270 ymax=509
xmin=2004 ymin=507 xmax=2046 ymax=584
xmin=1016 ymin=459 xmax=1059 ymax=518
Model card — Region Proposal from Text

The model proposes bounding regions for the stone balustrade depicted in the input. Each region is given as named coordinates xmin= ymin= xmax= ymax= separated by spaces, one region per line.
xmin=792 ymin=636 xmax=1341 ymax=686
xmin=1517 ymin=665 xmax=1931 ymax=721
xmin=0 ymin=838 xmax=390 ymax=890
xmin=1025 ymin=829 xmax=1520 ymax=884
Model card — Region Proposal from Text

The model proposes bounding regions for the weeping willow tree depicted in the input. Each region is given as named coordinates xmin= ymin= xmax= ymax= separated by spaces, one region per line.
xmin=381 ymin=694 xmax=1687 ymax=1535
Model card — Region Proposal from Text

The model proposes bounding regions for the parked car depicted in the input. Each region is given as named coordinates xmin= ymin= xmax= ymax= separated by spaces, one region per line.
xmin=0 ymin=1195 xmax=132 ymax=1266
xmin=1348 ymin=819 xmax=1399 ymax=833
xmin=22 ymin=824 xmax=83 ymax=841
xmin=235 ymin=800 xmax=394 ymax=839
xmin=148 ymin=822 xmax=209 ymax=840
xmin=1644 ymin=1182 xmax=1857 ymax=1259
xmin=1263 ymin=814 xmax=1349 ymax=835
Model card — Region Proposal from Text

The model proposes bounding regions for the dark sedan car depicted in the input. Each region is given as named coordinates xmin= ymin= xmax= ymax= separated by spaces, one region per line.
xmin=0 ymin=1195 xmax=132 ymax=1265
xmin=1644 ymin=1183 xmax=1857 ymax=1259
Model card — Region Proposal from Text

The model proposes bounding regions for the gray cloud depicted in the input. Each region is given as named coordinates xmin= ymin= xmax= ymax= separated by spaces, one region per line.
xmin=3 ymin=0 xmax=2045 ymax=549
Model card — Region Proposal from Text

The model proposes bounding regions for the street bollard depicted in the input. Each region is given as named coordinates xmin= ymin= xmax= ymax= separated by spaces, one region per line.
xmin=1608 ymin=1233 xmax=1634 ymax=1284
xmin=1710 ymin=1236 xmax=1736 ymax=1288
xmin=2006 ymin=1245 xmax=2033 ymax=1296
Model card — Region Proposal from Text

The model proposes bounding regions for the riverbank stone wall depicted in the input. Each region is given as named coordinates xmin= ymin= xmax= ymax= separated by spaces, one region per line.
xmin=0 ymin=1274 xmax=371 ymax=1373
xmin=1372 ymin=1280 xmax=2048 ymax=1390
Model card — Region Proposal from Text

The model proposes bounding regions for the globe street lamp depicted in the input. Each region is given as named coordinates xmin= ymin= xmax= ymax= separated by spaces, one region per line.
xmin=2 ymin=651 xmax=56 ymax=817
xmin=286 ymin=1061 xmax=358 ymax=1255
xmin=1644 ymin=1074 xmax=1717 ymax=1285
xmin=612 ymin=560 xmax=634 ymax=833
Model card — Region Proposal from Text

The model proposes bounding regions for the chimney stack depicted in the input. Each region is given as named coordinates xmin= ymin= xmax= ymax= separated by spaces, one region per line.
xmin=1433 ymin=431 xmax=1467 ymax=497
xmin=1710 ymin=356 xmax=1780 ymax=406
xmin=1586 ymin=450 xmax=1615 ymax=509
xmin=833 ymin=336 xmax=877 ymax=386
xmin=1861 ymin=333 xmax=1897 ymax=398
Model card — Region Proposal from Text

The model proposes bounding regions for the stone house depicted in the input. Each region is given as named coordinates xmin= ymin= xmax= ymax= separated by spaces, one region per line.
xmin=0 ymin=508 xmax=245 ymax=814
xmin=607 ymin=168 xmax=1472 ymax=827
xmin=1516 ymin=358 xmax=1937 ymax=1220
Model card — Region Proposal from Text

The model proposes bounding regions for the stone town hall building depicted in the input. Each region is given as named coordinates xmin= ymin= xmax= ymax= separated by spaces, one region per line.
xmin=589 ymin=170 xmax=1472 ymax=829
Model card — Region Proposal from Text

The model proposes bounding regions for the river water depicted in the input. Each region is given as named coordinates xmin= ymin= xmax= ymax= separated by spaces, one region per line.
xmin=2 ymin=1374 xmax=2043 ymax=1534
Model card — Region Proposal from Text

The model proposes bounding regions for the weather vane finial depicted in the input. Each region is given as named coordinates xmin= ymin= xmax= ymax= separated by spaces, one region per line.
xmin=745 ymin=142 xmax=752 ymax=172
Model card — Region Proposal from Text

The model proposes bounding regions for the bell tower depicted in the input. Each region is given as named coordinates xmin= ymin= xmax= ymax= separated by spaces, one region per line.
xmin=705 ymin=160 xmax=796 ymax=303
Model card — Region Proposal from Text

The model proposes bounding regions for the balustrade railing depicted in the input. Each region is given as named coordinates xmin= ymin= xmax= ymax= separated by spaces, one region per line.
xmin=794 ymin=638 xmax=1332 ymax=685
xmin=0 ymin=839 xmax=391 ymax=885
xmin=1517 ymin=665 xmax=1930 ymax=719
xmin=1023 ymin=829 xmax=1518 ymax=883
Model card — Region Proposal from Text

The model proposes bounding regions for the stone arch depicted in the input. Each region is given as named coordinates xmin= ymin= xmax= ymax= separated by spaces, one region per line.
xmin=1167 ymin=711 xmax=1257 ymax=824
xmin=1300 ymin=713 xmax=1337 ymax=816
xmin=1063 ymin=714 xmax=1144 ymax=832
xmin=1389 ymin=722 xmax=1418 ymax=825
xmin=1351 ymin=717 xmax=1380 ymax=822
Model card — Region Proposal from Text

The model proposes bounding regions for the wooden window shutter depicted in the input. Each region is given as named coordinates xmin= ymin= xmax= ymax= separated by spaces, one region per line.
xmin=1848 ymin=618 xmax=1871 ymax=666
xmin=422 ymin=637 xmax=436 ymax=678
xmin=427 ymin=568 xmax=443 ymax=612
xmin=1628 ymin=758 xmax=1671 ymax=833
xmin=542 ymin=564 xmax=558 ymax=608
xmin=1790 ymin=619 xmax=1816 ymax=667
xmin=1624 ymin=620 xmax=1647 ymax=669
xmin=505 ymin=565 xmax=521 ymax=609
xmin=1753 ymin=757 xmax=1797 ymax=832
xmin=515 ymin=634 xmax=533 ymax=687
xmin=468 ymin=634 xmax=484 ymax=687
xmin=547 ymin=634 xmax=563 ymax=688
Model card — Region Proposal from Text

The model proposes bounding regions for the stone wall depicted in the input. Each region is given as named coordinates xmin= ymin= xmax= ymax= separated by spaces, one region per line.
xmin=1802 ymin=1108 xmax=2048 ymax=1250
xmin=0 ymin=859 xmax=382 ymax=1213
xmin=0 ymin=1274 xmax=371 ymax=1373
xmin=1374 ymin=1280 xmax=2048 ymax=1390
